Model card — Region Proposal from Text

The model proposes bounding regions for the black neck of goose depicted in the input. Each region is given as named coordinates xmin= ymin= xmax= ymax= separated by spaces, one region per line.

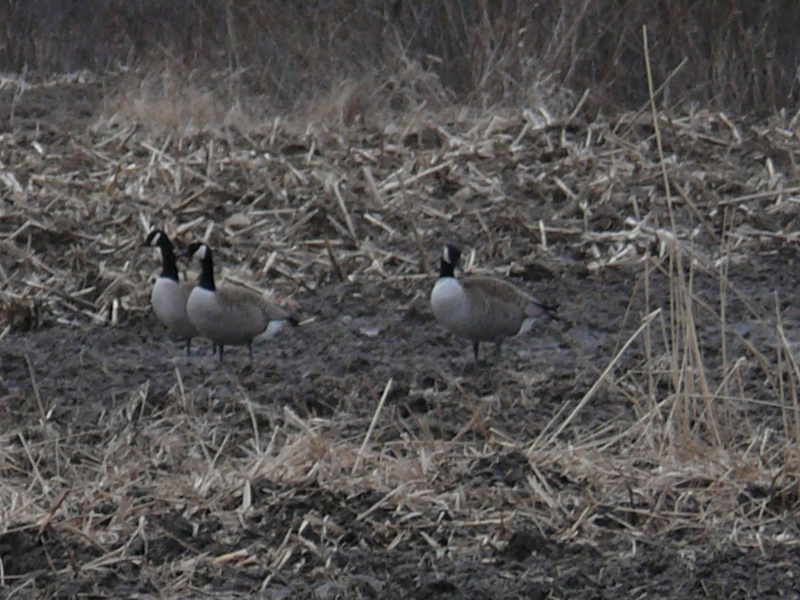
xmin=159 ymin=243 xmax=180 ymax=281
xmin=439 ymin=258 xmax=456 ymax=278
xmin=198 ymin=250 xmax=216 ymax=291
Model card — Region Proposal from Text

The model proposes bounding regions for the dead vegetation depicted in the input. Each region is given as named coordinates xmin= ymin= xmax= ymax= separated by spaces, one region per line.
xmin=3 ymin=0 xmax=799 ymax=113
xmin=2 ymin=4 xmax=800 ymax=592
xmin=1 ymin=58 xmax=800 ymax=596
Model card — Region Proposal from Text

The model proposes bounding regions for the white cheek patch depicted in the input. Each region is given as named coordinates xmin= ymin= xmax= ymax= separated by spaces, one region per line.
xmin=196 ymin=245 xmax=208 ymax=260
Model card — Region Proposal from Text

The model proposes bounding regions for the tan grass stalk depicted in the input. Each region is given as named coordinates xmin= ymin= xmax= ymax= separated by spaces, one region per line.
xmin=331 ymin=177 xmax=359 ymax=244
xmin=774 ymin=301 xmax=800 ymax=443
xmin=643 ymin=25 xmax=676 ymax=231
xmin=25 ymin=355 xmax=47 ymax=423
xmin=353 ymin=378 xmax=393 ymax=475
xmin=544 ymin=309 xmax=662 ymax=445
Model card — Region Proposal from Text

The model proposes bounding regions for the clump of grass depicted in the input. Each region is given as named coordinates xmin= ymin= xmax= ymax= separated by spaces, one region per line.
xmin=97 ymin=60 xmax=263 ymax=136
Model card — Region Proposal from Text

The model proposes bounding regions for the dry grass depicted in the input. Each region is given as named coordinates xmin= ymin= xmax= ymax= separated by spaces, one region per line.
xmin=2 ymin=60 xmax=800 ymax=595
xmin=2 ymin=0 xmax=799 ymax=113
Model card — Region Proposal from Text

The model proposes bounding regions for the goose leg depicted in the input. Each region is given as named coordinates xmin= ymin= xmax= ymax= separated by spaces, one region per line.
xmin=472 ymin=341 xmax=480 ymax=365
xmin=248 ymin=342 xmax=254 ymax=363
xmin=493 ymin=342 xmax=503 ymax=361
xmin=218 ymin=344 xmax=225 ymax=362
xmin=185 ymin=338 xmax=192 ymax=357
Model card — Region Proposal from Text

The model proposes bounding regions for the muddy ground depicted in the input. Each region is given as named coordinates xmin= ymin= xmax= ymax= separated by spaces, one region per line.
xmin=2 ymin=79 xmax=800 ymax=598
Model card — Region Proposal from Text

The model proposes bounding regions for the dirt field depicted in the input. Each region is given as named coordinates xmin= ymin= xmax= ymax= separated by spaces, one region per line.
xmin=2 ymin=76 xmax=800 ymax=598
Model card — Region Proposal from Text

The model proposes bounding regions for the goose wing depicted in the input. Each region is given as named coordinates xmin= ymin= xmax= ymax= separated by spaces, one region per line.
xmin=462 ymin=276 xmax=551 ymax=337
xmin=217 ymin=286 xmax=297 ymax=332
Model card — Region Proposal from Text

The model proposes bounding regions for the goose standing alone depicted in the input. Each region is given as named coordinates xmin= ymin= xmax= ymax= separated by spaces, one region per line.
xmin=430 ymin=244 xmax=554 ymax=364
xmin=142 ymin=229 xmax=199 ymax=355
xmin=180 ymin=242 xmax=298 ymax=362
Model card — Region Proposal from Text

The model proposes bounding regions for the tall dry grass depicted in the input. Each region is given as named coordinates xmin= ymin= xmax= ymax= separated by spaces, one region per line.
xmin=1 ymin=0 xmax=798 ymax=114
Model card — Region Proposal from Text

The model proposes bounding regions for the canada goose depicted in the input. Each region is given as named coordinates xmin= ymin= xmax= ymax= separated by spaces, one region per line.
xmin=142 ymin=229 xmax=199 ymax=355
xmin=179 ymin=242 xmax=298 ymax=362
xmin=430 ymin=244 xmax=554 ymax=364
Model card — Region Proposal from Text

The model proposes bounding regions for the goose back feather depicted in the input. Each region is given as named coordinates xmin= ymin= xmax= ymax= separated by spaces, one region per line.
xmin=181 ymin=242 xmax=298 ymax=361
xmin=431 ymin=243 xmax=553 ymax=363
